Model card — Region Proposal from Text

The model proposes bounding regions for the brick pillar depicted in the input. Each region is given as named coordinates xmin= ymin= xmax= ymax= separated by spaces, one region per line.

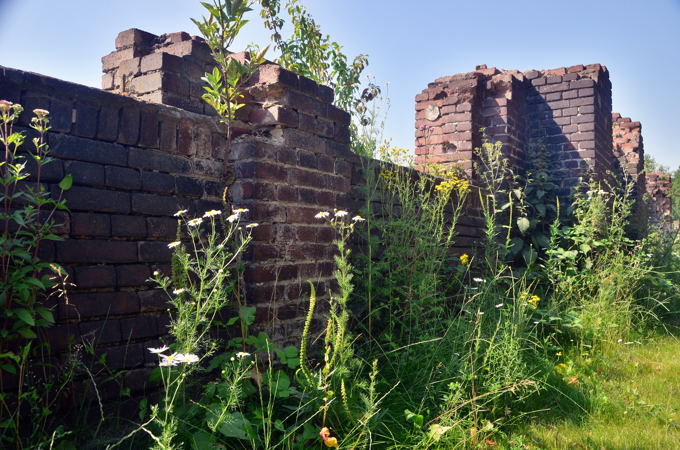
xmin=227 ymin=64 xmax=353 ymax=343
xmin=416 ymin=63 xmax=613 ymax=195
xmin=612 ymin=113 xmax=646 ymax=233
xmin=524 ymin=64 xmax=613 ymax=193
xmin=646 ymin=172 xmax=673 ymax=227
xmin=102 ymin=28 xmax=214 ymax=114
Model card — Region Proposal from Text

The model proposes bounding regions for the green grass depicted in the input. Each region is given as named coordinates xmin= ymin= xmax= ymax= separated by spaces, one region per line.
xmin=511 ymin=334 xmax=680 ymax=449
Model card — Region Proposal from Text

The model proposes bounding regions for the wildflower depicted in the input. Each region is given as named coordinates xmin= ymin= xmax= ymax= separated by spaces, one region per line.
xmin=173 ymin=288 xmax=187 ymax=295
xmin=148 ymin=346 xmax=169 ymax=354
xmin=459 ymin=253 xmax=470 ymax=266
xmin=245 ymin=223 xmax=259 ymax=228
xmin=153 ymin=270 xmax=160 ymax=276
xmin=418 ymin=124 xmax=431 ymax=131
xmin=235 ymin=351 xmax=251 ymax=359
xmin=227 ymin=213 xmax=239 ymax=223
xmin=187 ymin=217 xmax=203 ymax=227
xmin=495 ymin=303 xmax=504 ymax=308
xmin=527 ymin=294 xmax=540 ymax=309
xmin=233 ymin=208 xmax=249 ymax=214
xmin=351 ymin=215 xmax=365 ymax=222
xmin=175 ymin=353 xmax=199 ymax=364
xmin=320 ymin=427 xmax=339 ymax=448
xmin=160 ymin=353 xmax=180 ymax=367
xmin=315 ymin=211 xmax=330 ymax=219
xmin=167 ymin=241 xmax=181 ymax=249
xmin=556 ymin=352 xmax=562 ymax=357
xmin=0 ymin=100 xmax=12 ymax=113
xmin=202 ymin=209 xmax=221 ymax=218
xmin=473 ymin=277 xmax=484 ymax=283
xmin=32 ymin=108 xmax=49 ymax=118
xmin=334 ymin=210 xmax=349 ymax=218
xmin=174 ymin=209 xmax=188 ymax=217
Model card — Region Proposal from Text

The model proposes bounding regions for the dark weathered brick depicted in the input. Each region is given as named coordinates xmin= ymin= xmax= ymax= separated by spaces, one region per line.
xmin=175 ymin=176 xmax=203 ymax=197
xmin=75 ymin=265 xmax=117 ymax=288
xmin=61 ymin=291 xmax=139 ymax=319
xmin=116 ymin=264 xmax=152 ymax=288
xmin=56 ymin=239 xmax=137 ymax=263
xmin=97 ymin=105 xmax=120 ymax=142
xmin=111 ymin=215 xmax=147 ymax=237
xmin=146 ymin=216 xmax=178 ymax=239
xmin=128 ymin=147 xmax=191 ymax=173
xmin=121 ymin=315 xmax=160 ymax=340
xmin=132 ymin=193 xmax=187 ymax=216
xmin=142 ymin=171 xmax=175 ymax=194
xmin=105 ymin=166 xmax=141 ymax=190
xmin=71 ymin=212 xmax=111 ymax=236
xmin=138 ymin=241 xmax=172 ymax=262
xmin=50 ymin=134 xmax=128 ymax=166
xmin=79 ymin=320 xmax=122 ymax=345
xmin=64 ymin=186 xmax=131 ymax=213
xmin=64 ymin=160 xmax=105 ymax=186
xmin=118 ymin=107 xmax=140 ymax=145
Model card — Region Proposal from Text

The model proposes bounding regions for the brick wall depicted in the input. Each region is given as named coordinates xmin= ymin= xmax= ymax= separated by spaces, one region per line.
xmin=646 ymin=171 xmax=673 ymax=227
xmin=416 ymin=64 xmax=614 ymax=195
xmin=0 ymin=64 xmax=228 ymax=394
xmin=2 ymin=28 xmax=479 ymax=397
xmin=612 ymin=113 xmax=646 ymax=232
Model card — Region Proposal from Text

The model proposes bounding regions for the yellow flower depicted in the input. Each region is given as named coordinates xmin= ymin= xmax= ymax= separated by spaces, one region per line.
xmin=324 ymin=437 xmax=338 ymax=448
xmin=527 ymin=295 xmax=540 ymax=309
xmin=459 ymin=253 xmax=470 ymax=266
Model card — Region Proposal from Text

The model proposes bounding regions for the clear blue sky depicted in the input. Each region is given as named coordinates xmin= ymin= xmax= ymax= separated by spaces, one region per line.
xmin=1 ymin=1 xmax=679 ymax=168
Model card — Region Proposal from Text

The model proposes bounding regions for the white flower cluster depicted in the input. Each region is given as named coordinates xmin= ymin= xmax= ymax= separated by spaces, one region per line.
xmin=148 ymin=346 xmax=199 ymax=367
xmin=315 ymin=210 xmax=366 ymax=222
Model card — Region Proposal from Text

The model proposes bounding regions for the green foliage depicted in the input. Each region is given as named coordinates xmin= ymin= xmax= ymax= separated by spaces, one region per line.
xmin=258 ymin=0 xmax=368 ymax=112
xmin=0 ymin=102 xmax=75 ymax=449
xmin=192 ymin=0 xmax=267 ymax=144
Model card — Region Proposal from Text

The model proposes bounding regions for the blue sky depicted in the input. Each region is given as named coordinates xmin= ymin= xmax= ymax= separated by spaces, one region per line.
xmin=1 ymin=0 xmax=679 ymax=168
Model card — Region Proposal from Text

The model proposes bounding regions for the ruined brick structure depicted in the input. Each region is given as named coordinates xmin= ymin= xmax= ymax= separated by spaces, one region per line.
xmin=416 ymin=63 xmax=671 ymax=225
xmin=0 ymin=27 xmax=672 ymax=396
xmin=646 ymin=172 xmax=673 ymax=227
xmin=416 ymin=64 xmax=615 ymax=193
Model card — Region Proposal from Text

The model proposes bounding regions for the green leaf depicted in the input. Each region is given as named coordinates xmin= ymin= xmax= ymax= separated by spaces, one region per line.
xmin=15 ymin=308 xmax=35 ymax=326
xmin=17 ymin=327 xmax=37 ymax=339
xmin=58 ymin=174 xmax=73 ymax=191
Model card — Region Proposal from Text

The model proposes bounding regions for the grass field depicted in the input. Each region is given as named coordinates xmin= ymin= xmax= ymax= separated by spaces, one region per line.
xmin=512 ymin=333 xmax=680 ymax=449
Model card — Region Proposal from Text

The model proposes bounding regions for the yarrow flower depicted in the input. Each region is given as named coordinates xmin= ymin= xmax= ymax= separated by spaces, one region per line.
xmin=148 ymin=346 xmax=169 ymax=354
xmin=351 ymin=215 xmax=365 ymax=222
xmin=167 ymin=241 xmax=181 ymax=249
xmin=32 ymin=108 xmax=49 ymax=118
xmin=187 ymin=217 xmax=203 ymax=227
xmin=174 ymin=209 xmax=188 ymax=217
xmin=334 ymin=210 xmax=349 ymax=218
xmin=315 ymin=211 xmax=330 ymax=219
xmin=0 ymin=100 xmax=13 ymax=113
xmin=202 ymin=209 xmax=221 ymax=218
xmin=235 ymin=351 xmax=251 ymax=359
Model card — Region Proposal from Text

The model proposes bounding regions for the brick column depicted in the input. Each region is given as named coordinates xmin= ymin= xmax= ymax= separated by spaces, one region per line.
xmin=102 ymin=28 xmax=214 ymax=114
xmin=226 ymin=64 xmax=353 ymax=343
xmin=612 ymin=113 xmax=646 ymax=233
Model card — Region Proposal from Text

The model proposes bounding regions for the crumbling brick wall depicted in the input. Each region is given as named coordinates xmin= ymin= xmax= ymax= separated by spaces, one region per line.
xmin=416 ymin=64 xmax=615 ymax=195
xmin=0 ymin=28 xmax=486 ymax=397
xmin=612 ymin=113 xmax=646 ymax=232
xmin=646 ymin=172 xmax=673 ymax=227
